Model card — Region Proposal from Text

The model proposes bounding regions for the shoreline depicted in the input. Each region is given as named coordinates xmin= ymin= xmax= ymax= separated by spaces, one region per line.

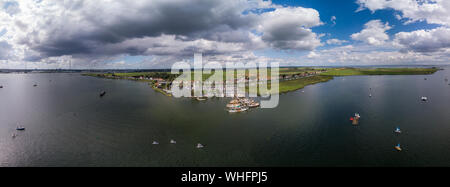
xmin=82 ymin=67 xmax=440 ymax=96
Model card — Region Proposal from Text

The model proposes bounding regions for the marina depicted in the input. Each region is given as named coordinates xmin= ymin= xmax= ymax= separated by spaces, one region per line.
xmin=226 ymin=97 xmax=260 ymax=113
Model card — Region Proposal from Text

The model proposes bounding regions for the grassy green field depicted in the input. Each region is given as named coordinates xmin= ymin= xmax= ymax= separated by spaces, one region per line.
xmin=277 ymin=75 xmax=334 ymax=93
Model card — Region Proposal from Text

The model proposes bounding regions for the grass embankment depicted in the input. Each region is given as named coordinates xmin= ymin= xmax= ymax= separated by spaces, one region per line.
xmin=321 ymin=68 xmax=438 ymax=76
xmin=277 ymin=75 xmax=334 ymax=94
xmin=250 ymin=75 xmax=334 ymax=95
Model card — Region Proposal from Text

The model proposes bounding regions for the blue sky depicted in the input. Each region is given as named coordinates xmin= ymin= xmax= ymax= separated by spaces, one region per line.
xmin=0 ymin=0 xmax=449 ymax=69
xmin=250 ymin=0 xmax=447 ymax=65
xmin=273 ymin=0 xmax=439 ymax=37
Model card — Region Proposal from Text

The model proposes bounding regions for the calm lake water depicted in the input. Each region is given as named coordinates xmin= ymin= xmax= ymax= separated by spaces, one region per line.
xmin=1 ymin=67 xmax=450 ymax=167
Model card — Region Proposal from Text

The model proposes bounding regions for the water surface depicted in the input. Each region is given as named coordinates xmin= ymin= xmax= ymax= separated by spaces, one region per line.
xmin=1 ymin=67 xmax=449 ymax=166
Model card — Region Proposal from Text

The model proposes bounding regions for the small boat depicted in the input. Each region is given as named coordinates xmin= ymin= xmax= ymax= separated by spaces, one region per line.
xmin=424 ymin=78 xmax=427 ymax=80
xmin=170 ymin=139 xmax=176 ymax=144
xmin=369 ymin=94 xmax=372 ymax=97
xmin=226 ymin=103 xmax=241 ymax=108
xmin=421 ymin=96 xmax=428 ymax=101
xmin=152 ymin=141 xmax=159 ymax=145
xmin=99 ymin=91 xmax=106 ymax=97
xmin=394 ymin=127 xmax=402 ymax=134
xmin=33 ymin=83 xmax=37 ymax=87
xmin=0 ymin=85 xmax=3 ymax=88
xmin=248 ymin=102 xmax=260 ymax=108
xmin=352 ymin=113 xmax=361 ymax=125
xmin=395 ymin=144 xmax=402 ymax=151
xmin=228 ymin=107 xmax=248 ymax=113
xmin=196 ymin=143 xmax=204 ymax=149
xmin=16 ymin=126 xmax=25 ymax=131
xmin=196 ymin=97 xmax=207 ymax=101
xmin=229 ymin=99 xmax=240 ymax=104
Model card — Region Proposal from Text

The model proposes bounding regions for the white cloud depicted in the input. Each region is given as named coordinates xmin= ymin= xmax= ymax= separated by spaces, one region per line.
xmin=394 ymin=26 xmax=450 ymax=52
xmin=302 ymin=44 xmax=450 ymax=65
xmin=356 ymin=0 xmax=450 ymax=26
xmin=331 ymin=16 xmax=337 ymax=25
xmin=326 ymin=38 xmax=348 ymax=45
xmin=307 ymin=51 xmax=320 ymax=58
xmin=351 ymin=20 xmax=392 ymax=46
xmin=258 ymin=6 xmax=323 ymax=50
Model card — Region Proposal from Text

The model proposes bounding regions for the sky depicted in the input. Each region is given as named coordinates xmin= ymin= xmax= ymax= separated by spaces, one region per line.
xmin=0 ymin=0 xmax=450 ymax=69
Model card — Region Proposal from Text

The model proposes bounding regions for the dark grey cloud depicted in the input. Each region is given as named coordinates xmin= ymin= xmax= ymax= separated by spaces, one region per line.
xmin=21 ymin=0 xmax=259 ymax=59
xmin=1 ymin=0 xmax=327 ymax=68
